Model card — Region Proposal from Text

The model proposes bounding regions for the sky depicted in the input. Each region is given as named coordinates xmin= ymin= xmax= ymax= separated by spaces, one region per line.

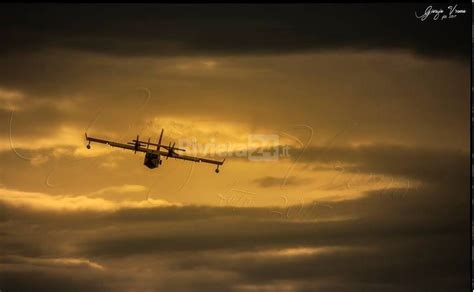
xmin=0 ymin=3 xmax=471 ymax=291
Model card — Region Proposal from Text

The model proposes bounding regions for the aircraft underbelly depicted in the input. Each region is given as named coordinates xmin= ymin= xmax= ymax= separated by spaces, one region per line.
xmin=144 ymin=152 xmax=159 ymax=169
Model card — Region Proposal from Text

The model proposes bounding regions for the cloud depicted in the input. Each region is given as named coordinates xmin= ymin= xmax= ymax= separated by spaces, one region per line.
xmin=294 ymin=144 xmax=468 ymax=185
xmin=252 ymin=176 xmax=311 ymax=188
xmin=87 ymin=184 xmax=148 ymax=200
xmin=1 ymin=125 xmax=84 ymax=152
xmin=0 ymin=4 xmax=469 ymax=60
xmin=0 ymin=265 xmax=111 ymax=292
xmin=0 ymin=50 xmax=468 ymax=154
xmin=2 ymin=255 xmax=105 ymax=271
xmin=0 ymin=164 xmax=468 ymax=291
xmin=0 ymin=88 xmax=23 ymax=111
xmin=0 ymin=187 xmax=179 ymax=213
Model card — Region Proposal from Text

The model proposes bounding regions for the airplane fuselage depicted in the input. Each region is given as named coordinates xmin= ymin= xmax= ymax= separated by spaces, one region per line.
xmin=144 ymin=152 xmax=161 ymax=169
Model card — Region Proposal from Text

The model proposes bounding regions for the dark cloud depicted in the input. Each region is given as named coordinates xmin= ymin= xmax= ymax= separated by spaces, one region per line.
xmin=1 ymin=181 xmax=468 ymax=291
xmin=294 ymin=144 xmax=468 ymax=184
xmin=0 ymin=41 xmax=468 ymax=155
xmin=0 ymin=268 xmax=111 ymax=292
xmin=0 ymin=4 xmax=469 ymax=60
xmin=0 ymin=145 xmax=468 ymax=290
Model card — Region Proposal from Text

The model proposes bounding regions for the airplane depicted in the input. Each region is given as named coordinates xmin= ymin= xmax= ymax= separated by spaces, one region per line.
xmin=85 ymin=129 xmax=225 ymax=173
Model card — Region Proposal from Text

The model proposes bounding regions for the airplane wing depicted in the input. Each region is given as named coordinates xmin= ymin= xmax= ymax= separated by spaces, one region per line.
xmin=86 ymin=132 xmax=225 ymax=171
xmin=86 ymin=134 xmax=149 ymax=153
xmin=165 ymin=152 xmax=225 ymax=166
xmin=130 ymin=140 xmax=186 ymax=152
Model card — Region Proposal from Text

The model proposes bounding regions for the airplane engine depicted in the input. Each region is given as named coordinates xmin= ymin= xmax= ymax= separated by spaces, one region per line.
xmin=144 ymin=152 xmax=160 ymax=169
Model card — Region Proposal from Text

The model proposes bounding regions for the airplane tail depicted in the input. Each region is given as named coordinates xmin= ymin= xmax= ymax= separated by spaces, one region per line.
xmin=157 ymin=129 xmax=164 ymax=150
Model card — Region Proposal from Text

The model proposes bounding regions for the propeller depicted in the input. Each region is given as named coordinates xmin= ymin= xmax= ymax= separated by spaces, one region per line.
xmin=166 ymin=142 xmax=172 ymax=159
xmin=157 ymin=129 xmax=164 ymax=150
xmin=134 ymin=135 xmax=139 ymax=154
